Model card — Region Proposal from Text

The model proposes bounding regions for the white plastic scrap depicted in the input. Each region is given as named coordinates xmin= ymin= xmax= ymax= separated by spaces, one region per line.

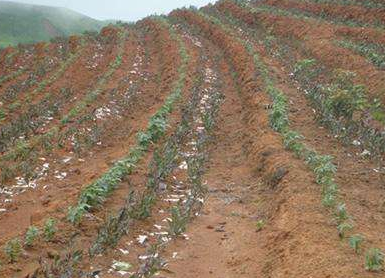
xmin=182 ymin=234 xmax=190 ymax=240
xmin=119 ymin=248 xmax=129 ymax=255
xmin=154 ymin=224 xmax=162 ymax=230
xmin=111 ymin=260 xmax=132 ymax=275
xmin=54 ymin=172 xmax=67 ymax=180
xmin=164 ymin=198 xmax=180 ymax=203
xmin=352 ymin=140 xmax=361 ymax=146
xmin=178 ymin=161 xmax=188 ymax=170
xmin=137 ymin=235 xmax=148 ymax=245
xmin=62 ymin=157 xmax=72 ymax=163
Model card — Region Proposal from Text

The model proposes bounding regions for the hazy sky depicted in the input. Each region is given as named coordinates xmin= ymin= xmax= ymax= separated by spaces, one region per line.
xmin=3 ymin=0 xmax=216 ymax=21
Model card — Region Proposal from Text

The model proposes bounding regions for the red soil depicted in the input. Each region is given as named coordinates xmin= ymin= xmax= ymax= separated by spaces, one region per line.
xmin=217 ymin=0 xmax=385 ymax=105
xmin=0 ymin=1 xmax=384 ymax=278
xmin=262 ymin=0 xmax=385 ymax=26
xmin=0 ymin=19 xmax=186 ymax=276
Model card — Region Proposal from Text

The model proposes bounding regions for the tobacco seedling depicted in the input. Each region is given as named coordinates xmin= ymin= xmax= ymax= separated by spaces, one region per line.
xmin=68 ymin=204 xmax=91 ymax=225
xmin=256 ymin=220 xmax=265 ymax=231
xmin=283 ymin=130 xmax=304 ymax=157
xmin=44 ymin=218 xmax=57 ymax=241
xmin=132 ymin=193 xmax=155 ymax=220
xmin=168 ymin=206 xmax=189 ymax=236
xmin=335 ymin=203 xmax=349 ymax=224
xmin=4 ymin=238 xmax=22 ymax=263
xmin=349 ymin=234 xmax=364 ymax=254
xmin=365 ymin=248 xmax=384 ymax=271
xmin=0 ymin=109 xmax=6 ymax=121
xmin=25 ymin=226 xmax=40 ymax=247
xmin=337 ymin=222 xmax=353 ymax=239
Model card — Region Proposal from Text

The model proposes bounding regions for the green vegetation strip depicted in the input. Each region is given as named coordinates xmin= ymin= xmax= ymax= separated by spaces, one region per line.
xmin=30 ymin=40 xmax=86 ymax=97
xmin=1 ymin=19 xmax=187 ymax=266
xmin=253 ymin=47 xmax=384 ymax=272
xmin=67 ymin=18 xmax=189 ymax=225
xmin=300 ymin=0 xmax=385 ymax=9
xmin=0 ymin=68 xmax=26 ymax=86
xmin=0 ymin=28 xmax=128 ymax=183
xmin=87 ymin=33 xmax=223 ymax=276
xmin=337 ymin=40 xmax=385 ymax=70
xmin=253 ymin=2 xmax=384 ymax=29
xmin=223 ymin=1 xmax=385 ymax=157
xmin=201 ymin=9 xmax=383 ymax=271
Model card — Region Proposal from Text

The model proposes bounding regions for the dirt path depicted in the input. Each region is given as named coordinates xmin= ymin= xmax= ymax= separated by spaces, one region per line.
xmin=164 ymin=55 xmax=260 ymax=278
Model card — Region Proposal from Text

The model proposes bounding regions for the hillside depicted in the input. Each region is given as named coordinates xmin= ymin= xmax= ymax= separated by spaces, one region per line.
xmin=0 ymin=1 xmax=106 ymax=47
xmin=0 ymin=0 xmax=384 ymax=277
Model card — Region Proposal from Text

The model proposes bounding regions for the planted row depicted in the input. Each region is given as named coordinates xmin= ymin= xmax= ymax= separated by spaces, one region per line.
xmin=337 ymin=40 xmax=385 ymax=70
xmin=258 ymin=0 xmax=385 ymax=28
xmin=0 ymin=28 xmax=127 ymax=185
xmin=193 ymin=7 xmax=384 ymax=271
xmin=1 ymin=218 xmax=58 ymax=263
xmin=241 ymin=21 xmax=384 ymax=271
xmin=218 ymin=0 xmax=385 ymax=157
xmin=67 ymin=18 xmax=190 ymax=225
xmin=31 ymin=18 xmax=190 ymax=277
xmin=91 ymin=47 xmax=223 ymax=276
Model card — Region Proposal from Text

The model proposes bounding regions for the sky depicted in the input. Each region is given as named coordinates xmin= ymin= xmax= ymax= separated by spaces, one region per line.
xmin=3 ymin=0 xmax=217 ymax=21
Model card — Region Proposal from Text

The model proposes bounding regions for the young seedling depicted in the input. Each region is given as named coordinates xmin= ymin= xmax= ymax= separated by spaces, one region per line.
xmin=349 ymin=235 xmax=364 ymax=254
xmin=365 ymin=248 xmax=384 ymax=272
xmin=256 ymin=220 xmax=265 ymax=232
xmin=137 ymin=131 xmax=152 ymax=149
xmin=335 ymin=203 xmax=349 ymax=224
xmin=4 ymin=238 xmax=22 ymax=263
xmin=168 ymin=206 xmax=188 ymax=236
xmin=132 ymin=193 xmax=155 ymax=220
xmin=337 ymin=222 xmax=353 ymax=239
xmin=68 ymin=204 xmax=91 ymax=225
xmin=0 ymin=109 xmax=6 ymax=121
xmin=322 ymin=191 xmax=337 ymax=208
xmin=283 ymin=130 xmax=304 ymax=157
xmin=25 ymin=226 xmax=40 ymax=247
xmin=44 ymin=218 xmax=57 ymax=242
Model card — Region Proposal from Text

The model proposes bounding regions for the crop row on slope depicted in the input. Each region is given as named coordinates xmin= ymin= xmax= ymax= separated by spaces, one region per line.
xmin=74 ymin=28 xmax=223 ymax=277
xmin=336 ymin=39 xmax=385 ymax=70
xmin=171 ymin=7 xmax=384 ymax=276
xmin=215 ymin=0 xmax=385 ymax=158
xmin=258 ymin=0 xmax=385 ymax=27
xmin=249 ymin=0 xmax=385 ymax=47
xmin=0 ymin=40 xmax=85 ymax=146
xmin=14 ymin=17 xmax=193 ymax=277
xmin=0 ymin=16 xmax=181 ymax=247
xmin=0 ymin=17 xmax=188 ymax=276
xmin=0 ymin=46 xmax=33 ymax=77
xmin=247 ymin=26 xmax=382 ymax=272
xmin=0 ymin=26 xmax=127 ymax=185
xmin=0 ymin=37 xmax=80 ymax=94
xmin=242 ymin=1 xmax=384 ymax=88
xmin=0 ymin=39 xmax=78 ymax=97
xmin=297 ymin=0 xmax=385 ymax=9
xmin=67 ymin=18 xmax=189 ymax=225
xmin=0 ymin=27 xmax=119 ymax=128
xmin=206 ymin=1 xmax=385 ymax=271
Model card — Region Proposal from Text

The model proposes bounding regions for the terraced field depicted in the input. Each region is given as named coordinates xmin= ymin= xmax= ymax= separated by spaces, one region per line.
xmin=0 ymin=0 xmax=384 ymax=277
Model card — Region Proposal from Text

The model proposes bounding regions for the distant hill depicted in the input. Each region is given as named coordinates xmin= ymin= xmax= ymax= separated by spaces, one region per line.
xmin=0 ymin=1 xmax=107 ymax=47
